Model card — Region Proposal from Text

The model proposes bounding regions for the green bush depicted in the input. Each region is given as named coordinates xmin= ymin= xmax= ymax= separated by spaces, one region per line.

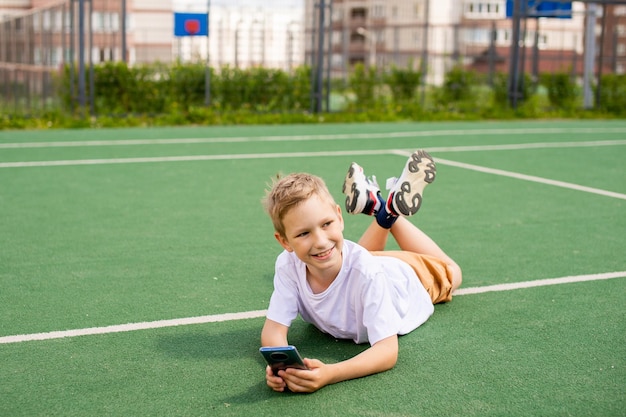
xmin=56 ymin=61 xmax=312 ymax=115
xmin=596 ymin=74 xmax=626 ymax=116
xmin=492 ymin=72 xmax=536 ymax=109
xmin=540 ymin=72 xmax=579 ymax=110
xmin=286 ymin=66 xmax=312 ymax=111
xmin=347 ymin=63 xmax=377 ymax=110
xmin=59 ymin=62 xmax=169 ymax=114
xmin=168 ymin=60 xmax=207 ymax=112
xmin=437 ymin=65 xmax=476 ymax=104
xmin=4 ymin=60 xmax=624 ymax=130
xmin=385 ymin=64 xmax=421 ymax=102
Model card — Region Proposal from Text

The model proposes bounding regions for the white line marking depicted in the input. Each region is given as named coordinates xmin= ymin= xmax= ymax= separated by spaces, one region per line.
xmin=3 ymin=148 xmax=624 ymax=201
xmin=1 ymin=128 xmax=625 ymax=148
xmin=0 ymin=310 xmax=268 ymax=345
xmin=387 ymin=149 xmax=626 ymax=200
xmin=2 ymin=138 xmax=626 ymax=169
xmin=453 ymin=271 xmax=626 ymax=295
xmin=434 ymin=157 xmax=626 ymax=200
xmin=427 ymin=139 xmax=626 ymax=153
xmin=1 ymin=272 xmax=624 ymax=345
xmin=0 ymin=149 xmax=392 ymax=168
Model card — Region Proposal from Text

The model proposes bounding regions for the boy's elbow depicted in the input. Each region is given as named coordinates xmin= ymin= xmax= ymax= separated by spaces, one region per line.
xmin=386 ymin=353 xmax=398 ymax=371
xmin=380 ymin=338 xmax=399 ymax=370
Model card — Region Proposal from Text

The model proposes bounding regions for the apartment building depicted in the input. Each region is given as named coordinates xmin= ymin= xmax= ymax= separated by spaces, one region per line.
xmin=0 ymin=0 xmax=304 ymax=69
xmin=599 ymin=3 xmax=626 ymax=74
xmin=304 ymin=0 xmax=624 ymax=84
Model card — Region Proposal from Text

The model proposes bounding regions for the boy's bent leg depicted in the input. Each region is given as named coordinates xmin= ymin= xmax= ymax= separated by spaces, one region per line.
xmin=390 ymin=217 xmax=462 ymax=290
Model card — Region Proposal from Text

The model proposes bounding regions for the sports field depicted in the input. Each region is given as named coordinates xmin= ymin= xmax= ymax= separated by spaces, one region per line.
xmin=1 ymin=120 xmax=625 ymax=416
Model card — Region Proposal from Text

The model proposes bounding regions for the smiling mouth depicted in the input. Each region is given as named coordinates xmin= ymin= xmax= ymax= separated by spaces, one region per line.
xmin=313 ymin=248 xmax=333 ymax=258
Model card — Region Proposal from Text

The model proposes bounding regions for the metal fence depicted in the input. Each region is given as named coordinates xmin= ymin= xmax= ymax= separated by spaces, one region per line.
xmin=1 ymin=0 xmax=625 ymax=115
xmin=0 ymin=0 xmax=126 ymax=114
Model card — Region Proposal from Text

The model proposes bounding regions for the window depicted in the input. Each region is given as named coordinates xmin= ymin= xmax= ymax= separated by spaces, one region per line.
xmin=332 ymin=9 xmax=343 ymax=22
xmin=373 ymin=29 xmax=384 ymax=44
xmin=413 ymin=29 xmax=421 ymax=46
xmin=110 ymin=13 xmax=120 ymax=31
xmin=414 ymin=3 xmax=422 ymax=19
xmin=350 ymin=31 xmax=366 ymax=43
xmin=351 ymin=8 xmax=366 ymax=19
xmin=331 ymin=53 xmax=343 ymax=67
xmin=51 ymin=47 xmax=61 ymax=66
xmin=468 ymin=28 xmax=491 ymax=44
xmin=465 ymin=1 xmax=504 ymax=19
xmin=92 ymin=12 xmax=103 ymax=32
xmin=42 ymin=11 xmax=51 ymax=30
xmin=372 ymin=4 xmax=385 ymax=18
xmin=90 ymin=12 xmax=120 ymax=32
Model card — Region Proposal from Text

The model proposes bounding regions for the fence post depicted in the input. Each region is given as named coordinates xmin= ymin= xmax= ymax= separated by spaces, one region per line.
xmin=420 ymin=0 xmax=430 ymax=107
xmin=78 ymin=0 xmax=86 ymax=111
xmin=205 ymin=0 xmax=212 ymax=106
xmin=508 ymin=0 xmax=523 ymax=109
xmin=582 ymin=3 xmax=597 ymax=109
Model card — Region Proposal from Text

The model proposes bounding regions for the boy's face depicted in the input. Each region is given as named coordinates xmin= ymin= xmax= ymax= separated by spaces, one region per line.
xmin=275 ymin=194 xmax=344 ymax=278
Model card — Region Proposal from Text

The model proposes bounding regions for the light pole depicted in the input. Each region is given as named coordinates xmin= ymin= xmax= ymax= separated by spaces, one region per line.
xmin=356 ymin=27 xmax=375 ymax=68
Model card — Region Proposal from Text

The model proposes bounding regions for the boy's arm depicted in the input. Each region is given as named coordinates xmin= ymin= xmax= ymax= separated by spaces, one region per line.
xmin=261 ymin=318 xmax=291 ymax=392
xmin=278 ymin=334 xmax=398 ymax=393
xmin=261 ymin=318 xmax=289 ymax=346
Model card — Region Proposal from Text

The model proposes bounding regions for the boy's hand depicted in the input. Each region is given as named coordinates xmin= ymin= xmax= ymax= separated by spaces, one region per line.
xmin=277 ymin=358 xmax=328 ymax=393
xmin=265 ymin=359 xmax=327 ymax=393
xmin=265 ymin=365 xmax=287 ymax=392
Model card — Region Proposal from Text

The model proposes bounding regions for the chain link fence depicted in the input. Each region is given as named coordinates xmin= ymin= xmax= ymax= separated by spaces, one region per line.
xmin=1 ymin=1 xmax=625 ymax=115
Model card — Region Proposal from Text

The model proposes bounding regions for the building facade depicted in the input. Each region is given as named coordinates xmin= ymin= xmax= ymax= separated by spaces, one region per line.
xmin=0 ymin=0 xmax=304 ymax=69
xmin=305 ymin=0 xmax=624 ymax=85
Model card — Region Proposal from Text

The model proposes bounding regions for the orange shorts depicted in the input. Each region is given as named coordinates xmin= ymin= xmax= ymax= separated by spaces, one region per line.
xmin=371 ymin=251 xmax=454 ymax=304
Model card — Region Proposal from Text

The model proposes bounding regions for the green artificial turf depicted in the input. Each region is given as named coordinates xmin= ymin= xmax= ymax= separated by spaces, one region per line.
xmin=1 ymin=120 xmax=625 ymax=416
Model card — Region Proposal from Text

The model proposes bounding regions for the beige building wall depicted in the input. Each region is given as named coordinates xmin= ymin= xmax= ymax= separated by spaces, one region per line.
xmin=131 ymin=0 xmax=174 ymax=63
xmin=311 ymin=0 xmax=587 ymax=84
xmin=0 ymin=0 xmax=304 ymax=69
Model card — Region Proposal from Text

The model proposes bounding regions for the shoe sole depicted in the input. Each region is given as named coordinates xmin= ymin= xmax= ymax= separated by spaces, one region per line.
xmin=343 ymin=163 xmax=367 ymax=214
xmin=390 ymin=150 xmax=436 ymax=216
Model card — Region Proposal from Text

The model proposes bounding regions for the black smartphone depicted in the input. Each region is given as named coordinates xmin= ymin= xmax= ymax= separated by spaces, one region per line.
xmin=259 ymin=345 xmax=308 ymax=375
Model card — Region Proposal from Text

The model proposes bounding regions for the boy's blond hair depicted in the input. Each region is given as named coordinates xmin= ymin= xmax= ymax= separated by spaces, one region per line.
xmin=263 ymin=173 xmax=337 ymax=237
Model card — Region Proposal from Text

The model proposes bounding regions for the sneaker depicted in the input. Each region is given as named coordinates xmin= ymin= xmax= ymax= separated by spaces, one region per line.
xmin=387 ymin=150 xmax=436 ymax=216
xmin=342 ymin=162 xmax=381 ymax=215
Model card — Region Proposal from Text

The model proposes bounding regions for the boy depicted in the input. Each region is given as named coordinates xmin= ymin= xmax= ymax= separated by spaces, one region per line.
xmin=261 ymin=150 xmax=462 ymax=393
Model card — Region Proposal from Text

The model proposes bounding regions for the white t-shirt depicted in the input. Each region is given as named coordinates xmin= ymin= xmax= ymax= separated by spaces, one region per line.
xmin=266 ymin=240 xmax=434 ymax=345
